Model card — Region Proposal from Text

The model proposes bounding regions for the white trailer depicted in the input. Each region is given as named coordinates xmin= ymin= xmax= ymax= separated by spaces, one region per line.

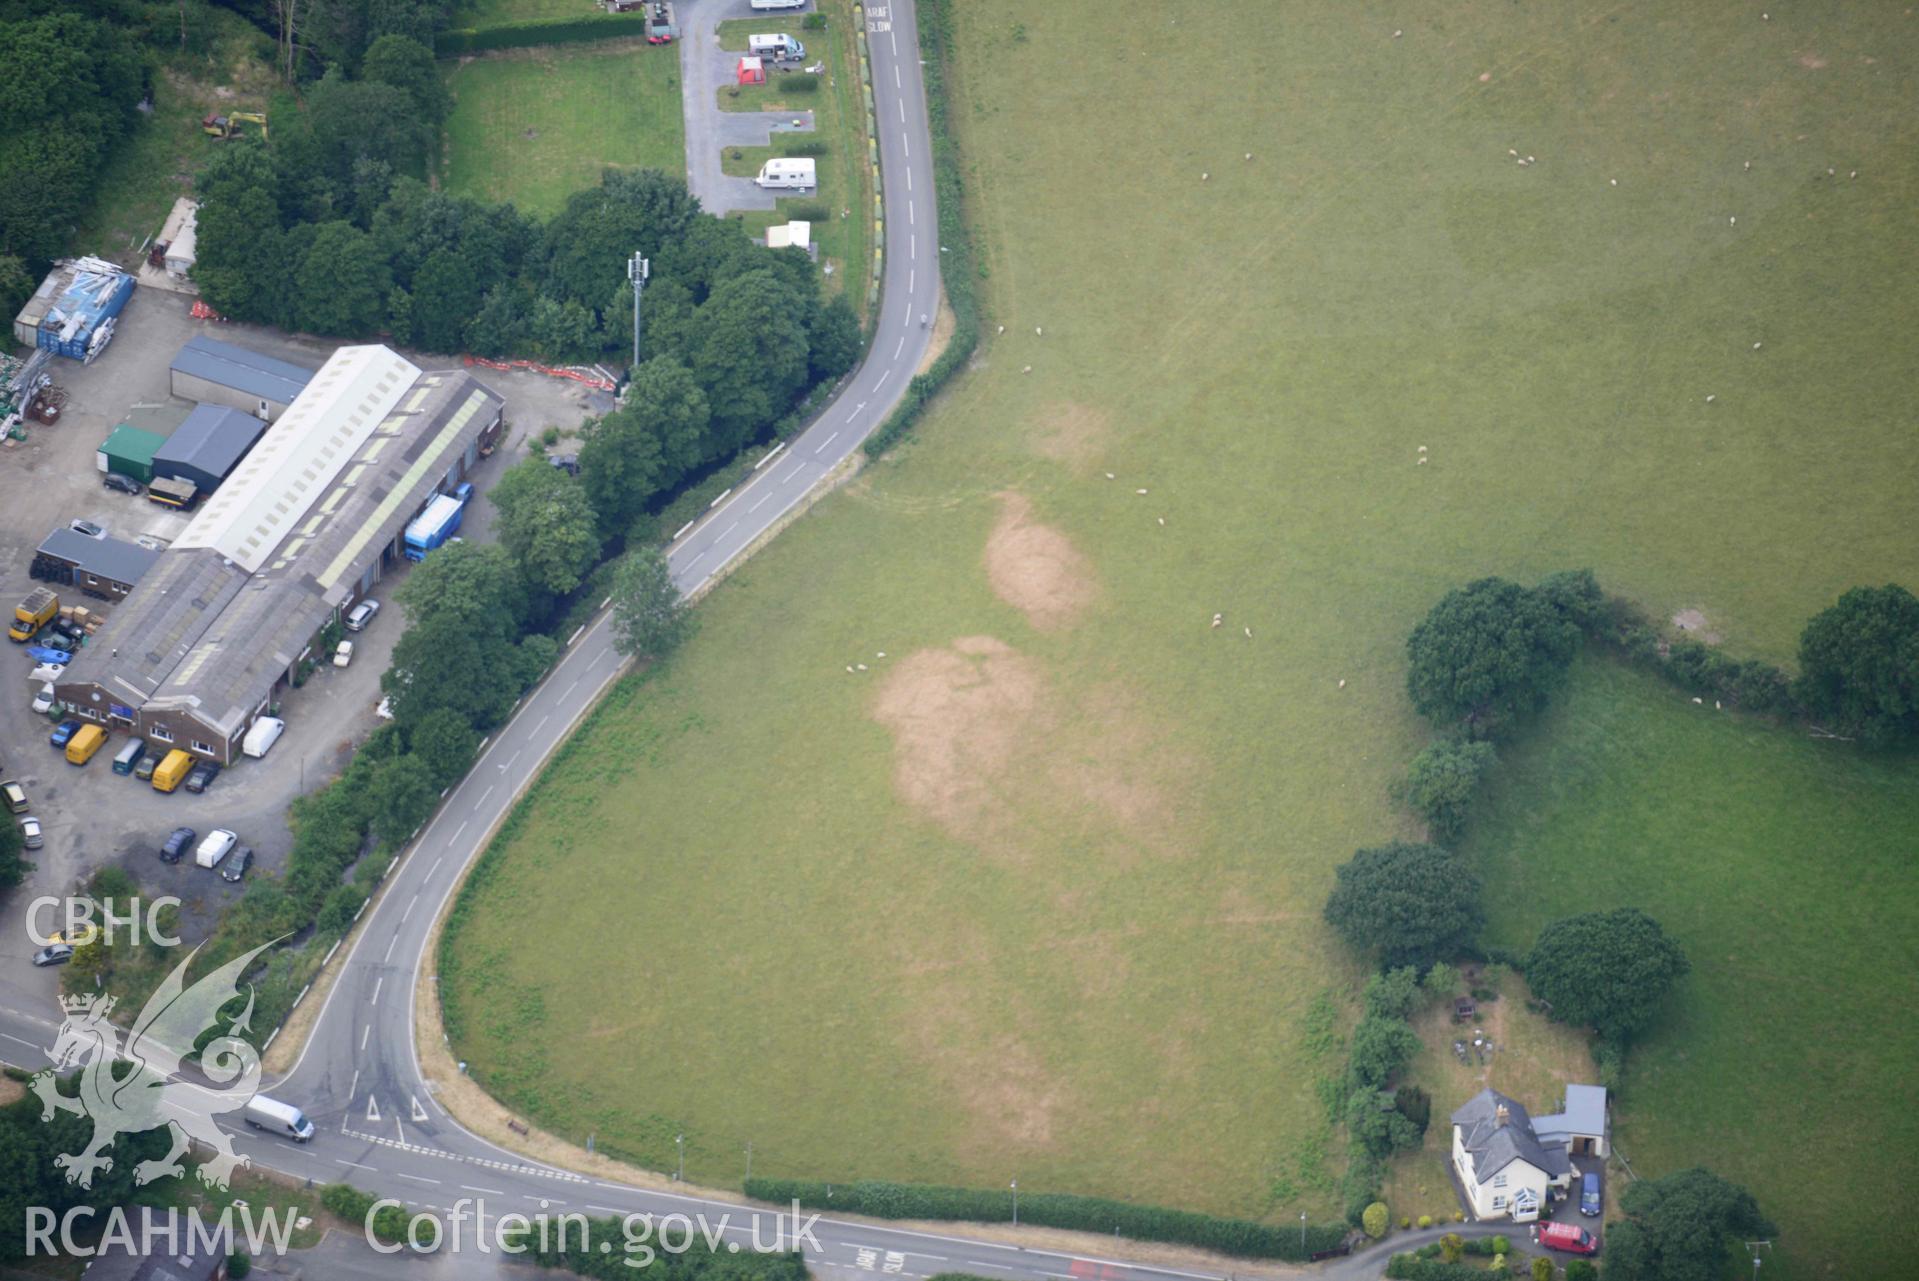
xmin=755 ymin=157 xmax=817 ymax=190
xmin=750 ymin=0 xmax=807 ymax=12
xmin=748 ymin=32 xmax=805 ymax=60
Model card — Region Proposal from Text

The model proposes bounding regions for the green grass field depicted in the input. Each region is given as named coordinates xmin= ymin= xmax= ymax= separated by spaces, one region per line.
xmin=1466 ymin=659 xmax=1919 ymax=1279
xmin=443 ymin=2 xmax=1919 ymax=1272
xmin=441 ymin=41 xmax=684 ymax=218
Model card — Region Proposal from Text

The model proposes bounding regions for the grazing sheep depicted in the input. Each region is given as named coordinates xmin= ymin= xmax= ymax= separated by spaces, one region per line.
xmin=857 ymin=663 xmax=868 ymax=671
xmin=877 ymin=652 xmax=886 ymax=658
xmin=1610 ymin=178 xmax=1618 ymax=186
xmin=846 ymin=666 xmax=855 ymax=673
xmin=1418 ymin=445 xmax=1428 ymax=452
xmin=1157 ymin=517 xmax=1166 ymax=526
xmin=1753 ymin=342 xmax=1762 ymax=350
xmin=1393 ymin=30 xmax=1402 ymax=38
xmin=997 ymin=324 xmax=1005 ymax=334
xmin=1418 ymin=457 xmax=1428 ymax=465
xmin=1706 ymin=394 xmax=1716 ymax=403
xmin=1022 ymin=365 xmax=1032 ymax=374
xmin=1729 ymin=215 xmax=1737 ymax=225
xmin=1136 ymin=488 xmax=1149 ymax=495
xmin=1035 ymin=327 xmax=1043 ymax=335
xmin=1244 ymin=152 xmax=1253 ymax=160
xmin=1105 ymin=473 xmax=1115 ymax=480
xmin=1692 ymin=697 xmax=1704 ymax=704
xmin=1851 ymin=170 xmax=1858 ymax=179
xmin=1212 ymin=614 xmax=1223 ymax=629
xmin=1339 ymin=679 xmax=1347 ymax=689
xmin=1201 ymin=172 xmax=1210 ymax=181
xmin=1744 ymin=160 xmax=1752 ymax=171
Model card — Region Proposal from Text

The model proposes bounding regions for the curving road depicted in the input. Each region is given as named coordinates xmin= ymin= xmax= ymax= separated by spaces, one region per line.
xmin=0 ymin=5 xmax=1254 ymax=1281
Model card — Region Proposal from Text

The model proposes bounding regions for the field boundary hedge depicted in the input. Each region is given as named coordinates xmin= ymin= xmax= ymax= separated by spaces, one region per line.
xmin=862 ymin=0 xmax=978 ymax=457
xmin=743 ymin=1178 xmax=1346 ymax=1261
xmin=437 ymin=13 xmax=653 ymax=56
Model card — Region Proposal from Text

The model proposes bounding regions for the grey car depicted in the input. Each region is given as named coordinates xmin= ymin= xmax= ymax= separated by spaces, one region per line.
xmin=32 ymin=944 xmax=73 ymax=967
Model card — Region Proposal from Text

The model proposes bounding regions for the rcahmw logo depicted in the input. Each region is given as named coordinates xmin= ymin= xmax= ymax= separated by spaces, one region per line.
xmin=25 ymin=1204 xmax=298 ymax=1259
xmin=31 ymin=939 xmax=278 ymax=1190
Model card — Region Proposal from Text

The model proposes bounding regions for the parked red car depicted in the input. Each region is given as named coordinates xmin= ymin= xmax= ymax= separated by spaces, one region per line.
xmin=1540 ymin=1221 xmax=1598 ymax=1256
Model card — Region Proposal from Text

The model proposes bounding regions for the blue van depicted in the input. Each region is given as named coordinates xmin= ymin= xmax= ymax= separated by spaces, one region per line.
xmin=1579 ymin=1170 xmax=1601 ymax=1217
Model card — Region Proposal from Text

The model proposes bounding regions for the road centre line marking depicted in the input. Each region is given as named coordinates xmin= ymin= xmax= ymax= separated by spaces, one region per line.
xmin=533 ymin=715 xmax=550 ymax=734
xmin=906 ymin=168 xmax=911 ymax=192
xmin=895 ymin=336 xmax=905 ymax=357
xmin=893 ymin=64 xmax=899 ymax=87
xmin=401 ymin=894 xmax=417 ymax=924
xmin=337 ymin=1159 xmax=376 ymax=1170
xmin=451 ymin=821 xmax=467 ymax=842
xmin=720 ymin=521 xmax=738 ymax=538
xmin=461 ymin=1185 xmax=506 ymax=1196
xmin=384 ymin=934 xmax=398 ymax=961
xmin=0 ymin=1033 xmax=34 ymax=1048
xmin=369 ymin=977 xmax=383 ymax=1004
xmin=396 ymin=1172 xmax=439 ymax=1185
xmin=428 ymin=856 xmax=443 ymax=879
xmin=750 ymin=492 xmax=773 ymax=512
xmin=816 ymin=430 xmax=840 ymax=453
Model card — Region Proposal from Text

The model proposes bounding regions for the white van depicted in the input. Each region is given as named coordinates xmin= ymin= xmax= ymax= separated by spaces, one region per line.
xmin=242 ymin=716 xmax=285 ymax=759
xmin=243 ymin=1095 xmax=315 ymax=1142
xmin=748 ymin=32 xmax=804 ymax=61
xmin=755 ymin=157 xmax=817 ymax=190
xmin=750 ymin=0 xmax=807 ymax=12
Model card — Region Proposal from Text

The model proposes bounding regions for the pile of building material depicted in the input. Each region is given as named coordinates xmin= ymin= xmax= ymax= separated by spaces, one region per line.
xmin=12 ymin=258 xmax=135 ymax=363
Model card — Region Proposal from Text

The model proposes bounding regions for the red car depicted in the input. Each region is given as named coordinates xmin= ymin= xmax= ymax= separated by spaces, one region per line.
xmin=1539 ymin=1222 xmax=1597 ymax=1256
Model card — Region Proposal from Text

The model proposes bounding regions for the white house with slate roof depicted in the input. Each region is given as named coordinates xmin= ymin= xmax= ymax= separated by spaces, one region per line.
xmin=1450 ymin=1086 xmax=1608 ymax=1221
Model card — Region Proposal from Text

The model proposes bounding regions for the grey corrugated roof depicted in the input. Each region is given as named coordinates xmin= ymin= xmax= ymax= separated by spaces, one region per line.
xmin=1452 ymin=1088 xmax=1570 ymax=1182
xmin=160 ymin=372 xmax=503 ymax=737
xmin=52 ymin=550 xmax=249 ymax=709
xmin=153 ymin=403 xmax=266 ymax=479
xmin=1534 ymin=1084 xmax=1608 ymax=1146
xmin=170 ymin=335 xmax=316 ymax=405
xmin=36 ymin=528 xmax=161 ymax=586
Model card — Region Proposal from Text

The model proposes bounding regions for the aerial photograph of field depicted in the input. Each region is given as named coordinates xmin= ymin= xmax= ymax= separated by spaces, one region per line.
xmin=1 ymin=1 xmax=1912 ymax=1278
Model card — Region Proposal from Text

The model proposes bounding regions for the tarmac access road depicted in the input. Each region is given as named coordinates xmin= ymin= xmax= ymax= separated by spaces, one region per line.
xmin=0 ymin=4 xmax=1218 ymax=1281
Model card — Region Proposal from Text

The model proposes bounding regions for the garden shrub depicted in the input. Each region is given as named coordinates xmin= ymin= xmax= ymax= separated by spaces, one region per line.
xmin=803 ymin=11 xmax=826 ymax=27
xmin=779 ymin=73 xmax=820 ymax=93
xmin=1418 ymin=1214 xmax=1433 ymax=1229
xmin=1531 ymin=1255 xmax=1555 ymax=1281
xmin=321 ymin=1183 xmax=375 ymax=1222
xmin=786 ymin=199 xmax=830 ymax=221
xmin=1363 ymin=1202 xmax=1389 ymax=1238
xmin=781 ymin=138 xmax=829 ymax=157
xmin=1564 ymin=1261 xmax=1597 ymax=1281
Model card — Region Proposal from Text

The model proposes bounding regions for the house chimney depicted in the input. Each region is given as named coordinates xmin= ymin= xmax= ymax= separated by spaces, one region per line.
xmin=1494 ymin=1103 xmax=1510 ymax=1128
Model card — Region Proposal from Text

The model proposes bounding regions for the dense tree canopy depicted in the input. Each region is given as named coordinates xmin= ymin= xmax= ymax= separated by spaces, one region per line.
xmin=580 ymin=357 xmax=710 ymax=539
xmin=1399 ymin=738 xmax=1495 ymax=841
xmin=0 ymin=8 xmax=143 ymax=301
xmin=1323 ymin=841 xmax=1483 ymax=970
xmin=1796 ymin=583 xmax=1919 ymax=745
xmin=1526 ymin=908 xmax=1690 ymax=1043
xmin=488 ymin=459 xmax=601 ymax=597
xmin=1604 ymin=1168 xmax=1773 ymax=1281
xmin=610 ymin=546 xmax=691 ymax=661
xmin=1406 ymin=577 xmax=1583 ymax=733
xmin=384 ymin=542 xmax=537 ymax=732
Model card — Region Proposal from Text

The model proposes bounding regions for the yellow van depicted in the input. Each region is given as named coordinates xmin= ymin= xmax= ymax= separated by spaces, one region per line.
xmin=64 ymin=724 xmax=107 ymax=766
xmin=151 ymin=749 xmax=193 ymax=793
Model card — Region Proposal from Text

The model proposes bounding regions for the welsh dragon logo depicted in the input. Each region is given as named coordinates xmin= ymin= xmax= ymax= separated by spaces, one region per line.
xmin=30 ymin=940 xmax=276 ymax=1190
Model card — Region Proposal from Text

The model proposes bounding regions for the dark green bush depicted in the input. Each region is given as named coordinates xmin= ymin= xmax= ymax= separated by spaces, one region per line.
xmin=781 ymin=138 xmax=829 ymax=157
xmin=779 ymin=74 xmax=820 ymax=93
xmin=321 ymin=1183 xmax=375 ymax=1222
xmin=1463 ymin=1234 xmax=1511 ymax=1255
xmin=785 ymin=199 xmax=830 ymax=221
xmin=743 ymin=1179 xmax=1345 ymax=1261
xmin=803 ymin=11 xmax=826 ymax=28
xmin=1385 ymin=1256 xmax=1499 ymax=1281
xmin=437 ymin=13 xmax=652 ymax=56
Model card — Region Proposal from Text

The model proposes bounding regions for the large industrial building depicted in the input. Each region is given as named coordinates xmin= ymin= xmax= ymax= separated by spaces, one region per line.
xmin=168 ymin=335 xmax=316 ymax=422
xmin=56 ymin=347 xmax=505 ymax=764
